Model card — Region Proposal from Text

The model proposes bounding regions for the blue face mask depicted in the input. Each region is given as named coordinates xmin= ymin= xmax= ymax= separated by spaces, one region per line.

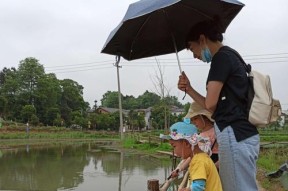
xmin=201 ymin=47 xmax=212 ymax=63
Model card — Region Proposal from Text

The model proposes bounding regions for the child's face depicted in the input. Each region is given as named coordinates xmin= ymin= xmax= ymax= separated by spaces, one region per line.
xmin=169 ymin=139 xmax=192 ymax=159
xmin=191 ymin=115 xmax=204 ymax=130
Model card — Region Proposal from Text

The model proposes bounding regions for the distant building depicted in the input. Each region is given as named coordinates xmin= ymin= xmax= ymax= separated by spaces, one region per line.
xmin=170 ymin=105 xmax=185 ymax=116
xmin=88 ymin=105 xmax=185 ymax=131
xmin=134 ymin=107 xmax=152 ymax=130
xmin=96 ymin=107 xmax=129 ymax=116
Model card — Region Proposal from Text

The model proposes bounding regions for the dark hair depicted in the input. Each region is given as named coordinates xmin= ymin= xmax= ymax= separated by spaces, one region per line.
xmin=185 ymin=17 xmax=223 ymax=48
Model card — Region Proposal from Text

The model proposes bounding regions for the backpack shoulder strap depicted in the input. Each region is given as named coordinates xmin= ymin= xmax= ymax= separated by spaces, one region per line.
xmin=224 ymin=48 xmax=252 ymax=73
xmin=220 ymin=48 xmax=254 ymax=116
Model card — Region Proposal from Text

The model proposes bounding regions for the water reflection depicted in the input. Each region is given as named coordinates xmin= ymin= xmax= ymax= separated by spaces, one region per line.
xmin=0 ymin=142 xmax=171 ymax=191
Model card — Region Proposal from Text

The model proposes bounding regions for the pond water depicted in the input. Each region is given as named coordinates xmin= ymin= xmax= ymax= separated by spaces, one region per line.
xmin=0 ymin=142 xmax=173 ymax=191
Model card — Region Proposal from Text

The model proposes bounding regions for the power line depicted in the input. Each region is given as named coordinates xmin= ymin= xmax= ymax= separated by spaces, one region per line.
xmin=45 ymin=52 xmax=288 ymax=68
xmin=44 ymin=52 xmax=288 ymax=74
xmin=45 ymin=60 xmax=114 ymax=68
xmin=46 ymin=63 xmax=114 ymax=72
xmin=46 ymin=66 xmax=114 ymax=73
xmin=242 ymin=52 xmax=288 ymax=57
xmin=47 ymin=59 xmax=288 ymax=73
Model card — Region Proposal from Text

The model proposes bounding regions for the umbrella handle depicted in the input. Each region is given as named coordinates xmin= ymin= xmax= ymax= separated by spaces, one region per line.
xmin=168 ymin=26 xmax=182 ymax=73
xmin=173 ymin=44 xmax=186 ymax=99
xmin=182 ymin=89 xmax=187 ymax=100
xmin=171 ymin=32 xmax=186 ymax=99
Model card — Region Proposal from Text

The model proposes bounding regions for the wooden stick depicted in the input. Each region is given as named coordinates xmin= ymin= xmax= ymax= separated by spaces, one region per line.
xmin=179 ymin=171 xmax=190 ymax=189
xmin=147 ymin=179 xmax=159 ymax=191
xmin=159 ymin=177 xmax=176 ymax=191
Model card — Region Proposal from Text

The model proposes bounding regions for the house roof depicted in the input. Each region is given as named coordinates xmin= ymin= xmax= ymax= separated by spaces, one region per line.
xmin=97 ymin=107 xmax=129 ymax=115
xmin=91 ymin=105 xmax=184 ymax=115
xmin=170 ymin=106 xmax=185 ymax=113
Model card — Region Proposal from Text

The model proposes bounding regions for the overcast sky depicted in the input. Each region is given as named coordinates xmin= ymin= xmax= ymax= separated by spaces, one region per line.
xmin=1 ymin=0 xmax=288 ymax=110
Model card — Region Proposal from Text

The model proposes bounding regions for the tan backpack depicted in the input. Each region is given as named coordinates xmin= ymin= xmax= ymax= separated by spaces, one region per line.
xmin=228 ymin=49 xmax=282 ymax=127
xmin=247 ymin=70 xmax=281 ymax=127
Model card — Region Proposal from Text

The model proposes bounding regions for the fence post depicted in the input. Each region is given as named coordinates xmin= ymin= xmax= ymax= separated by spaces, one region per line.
xmin=147 ymin=179 xmax=159 ymax=191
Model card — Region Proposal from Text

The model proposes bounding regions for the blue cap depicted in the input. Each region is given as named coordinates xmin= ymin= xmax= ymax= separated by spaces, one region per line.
xmin=160 ymin=121 xmax=197 ymax=140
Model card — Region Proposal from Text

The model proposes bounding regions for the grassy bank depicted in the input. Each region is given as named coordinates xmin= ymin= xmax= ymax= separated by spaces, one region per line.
xmin=122 ymin=136 xmax=171 ymax=154
xmin=257 ymin=145 xmax=288 ymax=190
xmin=0 ymin=126 xmax=120 ymax=139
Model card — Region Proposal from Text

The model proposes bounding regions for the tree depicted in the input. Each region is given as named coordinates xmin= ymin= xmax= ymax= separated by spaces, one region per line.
xmin=136 ymin=112 xmax=146 ymax=130
xmin=34 ymin=73 xmax=61 ymax=124
xmin=17 ymin=57 xmax=45 ymax=105
xmin=21 ymin=105 xmax=36 ymax=123
xmin=88 ymin=113 xmax=98 ymax=130
xmin=101 ymin=91 xmax=121 ymax=108
xmin=59 ymin=79 xmax=89 ymax=125
xmin=127 ymin=110 xmax=138 ymax=131
xmin=53 ymin=114 xmax=62 ymax=127
xmin=110 ymin=112 xmax=120 ymax=131
xmin=0 ymin=67 xmax=17 ymax=86
xmin=163 ymin=96 xmax=183 ymax=108
xmin=150 ymin=59 xmax=172 ymax=130
xmin=122 ymin=95 xmax=138 ymax=110
xmin=30 ymin=114 xmax=39 ymax=126
xmin=44 ymin=107 xmax=60 ymax=126
xmin=1 ymin=57 xmax=92 ymax=126
xmin=0 ymin=96 xmax=7 ymax=118
xmin=137 ymin=91 xmax=161 ymax=109
xmin=95 ymin=113 xmax=116 ymax=130
xmin=126 ymin=110 xmax=146 ymax=131
xmin=151 ymin=104 xmax=168 ymax=130
xmin=0 ymin=67 xmax=20 ymax=119
xmin=71 ymin=111 xmax=87 ymax=128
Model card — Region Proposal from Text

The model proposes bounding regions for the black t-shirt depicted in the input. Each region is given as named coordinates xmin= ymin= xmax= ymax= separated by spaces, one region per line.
xmin=207 ymin=46 xmax=258 ymax=142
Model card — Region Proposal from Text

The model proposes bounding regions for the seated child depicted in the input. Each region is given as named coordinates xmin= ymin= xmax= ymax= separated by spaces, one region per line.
xmin=161 ymin=121 xmax=222 ymax=191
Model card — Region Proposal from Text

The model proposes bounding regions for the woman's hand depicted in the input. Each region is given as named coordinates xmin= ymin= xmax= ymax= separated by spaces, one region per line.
xmin=178 ymin=71 xmax=192 ymax=92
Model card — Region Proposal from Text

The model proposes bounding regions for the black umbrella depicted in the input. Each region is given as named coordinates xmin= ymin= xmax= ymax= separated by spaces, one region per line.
xmin=101 ymin=0 xmax=244 ymax=72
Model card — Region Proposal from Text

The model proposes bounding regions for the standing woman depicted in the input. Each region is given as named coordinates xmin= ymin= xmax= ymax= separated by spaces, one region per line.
xmin=178 ymin=19 xmax=259 ymax=191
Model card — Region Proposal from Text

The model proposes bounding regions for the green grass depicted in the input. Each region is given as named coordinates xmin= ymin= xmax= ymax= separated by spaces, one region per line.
xmin=257 ymin=146 xmax=288 ymax=171
xmin=122 ymin=136 xmax=172 ymax=153
xmin=256 ymin=145 xmax=288 ymax=191
xmin=259 ymin=129 xmax=288 ymax=142
xmin=0 ymin=130 xmax=120 ymax=140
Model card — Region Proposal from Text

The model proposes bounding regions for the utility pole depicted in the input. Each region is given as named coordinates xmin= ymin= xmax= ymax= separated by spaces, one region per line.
xmin=114 ymin=56 xmax=124 ymax=140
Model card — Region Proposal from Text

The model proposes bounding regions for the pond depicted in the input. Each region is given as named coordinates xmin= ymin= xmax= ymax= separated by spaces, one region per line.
xmin=0 ymin=141 xmax=174 ymax=191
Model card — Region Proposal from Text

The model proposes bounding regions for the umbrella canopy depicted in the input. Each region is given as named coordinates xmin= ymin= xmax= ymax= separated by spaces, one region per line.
xmin=101 ymin=0 xmax=244 ymax=62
